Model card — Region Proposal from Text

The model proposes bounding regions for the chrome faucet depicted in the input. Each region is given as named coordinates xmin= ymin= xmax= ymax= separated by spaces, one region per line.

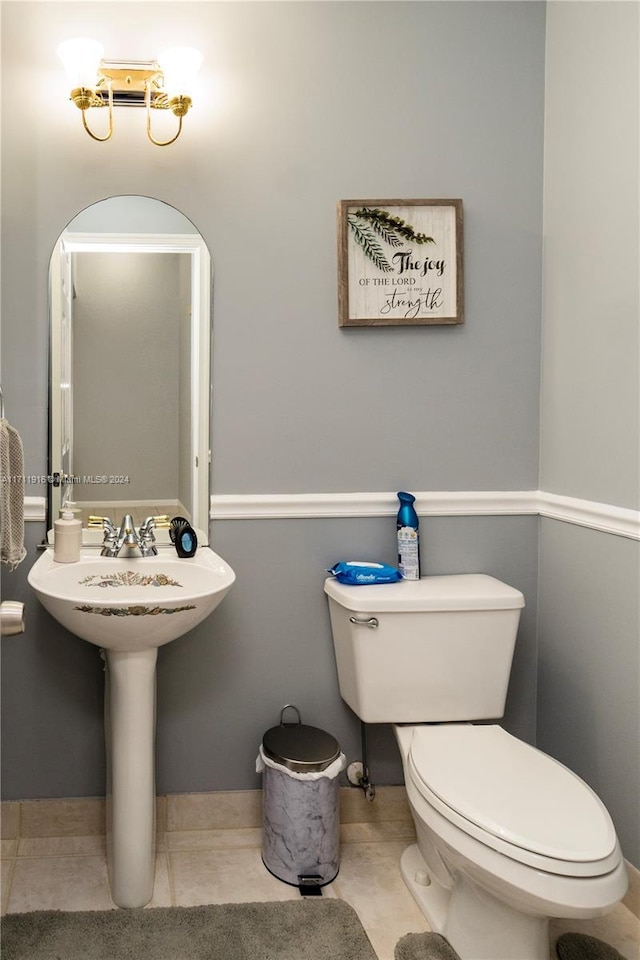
xmin=137 ymin=516 xmax=168 ymax=556
xmin=89 ymin=515 xmax=169 ymax=557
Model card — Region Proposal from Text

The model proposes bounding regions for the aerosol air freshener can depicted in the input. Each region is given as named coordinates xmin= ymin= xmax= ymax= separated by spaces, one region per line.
xmin=397 ymin=491 xmax=420 ymax=580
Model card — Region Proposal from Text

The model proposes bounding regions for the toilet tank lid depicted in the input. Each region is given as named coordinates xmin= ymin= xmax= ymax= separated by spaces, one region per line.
xmin=324 ymin=574 xmax=525 ymax=613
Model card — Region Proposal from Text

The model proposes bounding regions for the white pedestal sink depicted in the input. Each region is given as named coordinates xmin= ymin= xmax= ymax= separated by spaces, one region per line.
xmin=28 ymin=545 xmax=235 ymax=908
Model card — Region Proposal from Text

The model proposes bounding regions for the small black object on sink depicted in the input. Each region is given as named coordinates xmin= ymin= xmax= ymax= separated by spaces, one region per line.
xmin=170 ymin=517 xmax=198 ymax=558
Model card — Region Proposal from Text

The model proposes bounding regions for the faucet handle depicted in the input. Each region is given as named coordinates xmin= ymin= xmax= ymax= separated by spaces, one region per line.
xmin=139 ymin=515 xmax=170 ymax=534
xmin=151 ymin=515 xmax=171 ymax=527
xmin=138 ymin=515 xmax=170 ymax=557
xmin=88 ymin=515 xmax=117 ymax=534
xmin=89 ymin=515 xmax=119 ymax=556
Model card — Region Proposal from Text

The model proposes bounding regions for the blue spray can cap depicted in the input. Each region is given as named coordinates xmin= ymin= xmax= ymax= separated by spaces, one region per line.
xmin=397 ymin=491 xmax=419 ymax=528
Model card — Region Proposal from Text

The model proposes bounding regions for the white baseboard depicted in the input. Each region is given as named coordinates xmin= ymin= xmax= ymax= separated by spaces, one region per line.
xmin=624 ymin=859 xmax=640 ymax=919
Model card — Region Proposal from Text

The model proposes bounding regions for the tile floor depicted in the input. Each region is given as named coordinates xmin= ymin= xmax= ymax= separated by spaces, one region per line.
xmin=1 ymin=788 xmax=639 ymax=960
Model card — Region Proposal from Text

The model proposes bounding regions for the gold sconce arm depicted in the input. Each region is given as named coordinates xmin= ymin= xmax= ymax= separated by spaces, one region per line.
xmin=145 ymin=82 xmax=192 ymax=147
xmin=71 ymin=81 xmax=114 ymax=142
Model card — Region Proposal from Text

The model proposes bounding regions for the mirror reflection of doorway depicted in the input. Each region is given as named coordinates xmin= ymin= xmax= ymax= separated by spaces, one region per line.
xmin=67 ymin=249 xmax=191 ymax=526
xmin=48 ymin=197 xmax=211 ymax=540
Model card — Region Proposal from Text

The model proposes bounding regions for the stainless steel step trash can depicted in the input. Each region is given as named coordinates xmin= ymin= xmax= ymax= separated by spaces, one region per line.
xmin=257 ymin=705 xmax=346 ymax=892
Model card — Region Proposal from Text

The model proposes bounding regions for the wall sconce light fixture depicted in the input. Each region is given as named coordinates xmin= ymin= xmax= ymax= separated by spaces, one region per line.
xmin=57 ymin=38 xmax=203 ymax=146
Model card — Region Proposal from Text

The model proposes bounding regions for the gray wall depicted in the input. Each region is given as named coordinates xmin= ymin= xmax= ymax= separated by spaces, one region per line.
xmin=537 ymin=2 xmax=639 ymax=865
xmin=72 ymin=252 xmax=184 ymax=502
xmin=1 ymin=0 xmax=544 ymax=492
xmin=0 ymin=516 xmax=539 ymax=802
xmin=2 ymin=0 xmax=637 ymax=871
xmin=537 ymin=522 xmax=639 ymax=866
xmin=540 ymin=1 xmax=639 ymax=511
xmin=0 ymin=0 xmax=544 ymax=804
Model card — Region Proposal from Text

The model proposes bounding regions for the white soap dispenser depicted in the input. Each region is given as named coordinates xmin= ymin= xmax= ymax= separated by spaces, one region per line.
xmin=61 ymin=499 xmax=82 ymax=521
xmin=54 ymin=509 xmax=82 ymax=563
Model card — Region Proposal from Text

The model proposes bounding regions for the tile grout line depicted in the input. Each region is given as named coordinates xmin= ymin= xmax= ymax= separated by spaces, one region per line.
xmin=164 ymin=839 xmax=179 ymax=908
xmin=1 ymin=804 xmax=21 ymax=915
xmin=2 ymin=855 xmax=17 ymax=916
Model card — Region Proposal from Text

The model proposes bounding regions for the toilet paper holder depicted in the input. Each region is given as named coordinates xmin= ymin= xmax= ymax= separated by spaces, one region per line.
xmin=1 ymin=600 xmax=25 ymax=636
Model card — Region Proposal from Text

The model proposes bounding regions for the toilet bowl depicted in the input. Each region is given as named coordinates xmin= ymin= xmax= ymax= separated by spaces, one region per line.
xmin=324 ymin=574 xmax=629 ymax=960
xmin=395 ymin=723 xmax=628 ymax=960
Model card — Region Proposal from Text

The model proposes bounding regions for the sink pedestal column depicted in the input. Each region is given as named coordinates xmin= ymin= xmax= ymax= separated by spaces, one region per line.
xmin=104 ymin=648 xmax=157 ymax=908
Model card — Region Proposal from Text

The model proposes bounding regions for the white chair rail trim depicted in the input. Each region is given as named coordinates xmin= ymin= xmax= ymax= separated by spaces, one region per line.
xmin=209 ymin=490 xmax=640 ymax=540
xmin=25 ymin=497 xmax=47 ymax=522
xmin=24 ymin=493 xmax=640 ymax=540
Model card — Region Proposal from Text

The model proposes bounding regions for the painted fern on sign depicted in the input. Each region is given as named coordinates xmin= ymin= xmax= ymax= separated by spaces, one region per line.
xmin=347 ymin=215 xmax=394 ymax=272
xmin=347 ymin=207 xmax=435 ymax=271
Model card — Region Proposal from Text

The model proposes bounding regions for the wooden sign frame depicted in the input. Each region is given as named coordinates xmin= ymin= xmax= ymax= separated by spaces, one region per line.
xmin=338 ymin=199 xmax=463 ymax=327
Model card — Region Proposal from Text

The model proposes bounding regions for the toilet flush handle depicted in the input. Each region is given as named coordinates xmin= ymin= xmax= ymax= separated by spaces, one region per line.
xmin=348 ymin=616 xmax=378 ymax=628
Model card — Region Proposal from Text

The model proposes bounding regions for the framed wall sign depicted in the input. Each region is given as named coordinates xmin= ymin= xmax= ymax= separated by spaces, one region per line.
xmin=337 ymin=199 xmax=463 ymax=327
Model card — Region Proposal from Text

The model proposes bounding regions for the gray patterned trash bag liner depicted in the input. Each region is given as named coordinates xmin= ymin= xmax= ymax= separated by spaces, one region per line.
xmin=257 ymin=740 xmax=346 ymax=887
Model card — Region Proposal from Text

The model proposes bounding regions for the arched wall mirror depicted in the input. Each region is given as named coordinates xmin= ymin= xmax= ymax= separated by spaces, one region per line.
xmin=48 ymin=196 xmax=211 ymax=544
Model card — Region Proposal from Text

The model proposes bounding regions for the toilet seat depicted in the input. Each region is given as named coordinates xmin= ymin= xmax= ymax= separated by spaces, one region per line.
xmin=408 ymin=724 xmax=619 ymax=877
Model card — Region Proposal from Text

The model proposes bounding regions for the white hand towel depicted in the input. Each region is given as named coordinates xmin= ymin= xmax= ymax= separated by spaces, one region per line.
xmin=0 ymin=417 xmax=27 ymax=569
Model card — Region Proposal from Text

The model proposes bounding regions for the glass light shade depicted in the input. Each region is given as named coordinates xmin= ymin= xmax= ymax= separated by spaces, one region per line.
xmin=159 ymin=47 xmax=203 ymax=99
xmin=57 ymin=37 xmax=104 ymax=89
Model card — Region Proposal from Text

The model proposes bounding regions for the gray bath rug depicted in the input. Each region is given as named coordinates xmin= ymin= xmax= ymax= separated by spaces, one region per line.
xmin=0 ymin=898 xmax=377 ymax=960
xmin=395 ymin=931 xmax=461 ymax=960
xmin=394 ymin=931 xmax=627 ymax=960
xmin=556 ymin=933 xmax=626 ymax=960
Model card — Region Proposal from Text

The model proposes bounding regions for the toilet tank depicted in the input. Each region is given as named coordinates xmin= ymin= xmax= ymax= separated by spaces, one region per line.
xmin=324 ymin=574 xmax=524 ymax=724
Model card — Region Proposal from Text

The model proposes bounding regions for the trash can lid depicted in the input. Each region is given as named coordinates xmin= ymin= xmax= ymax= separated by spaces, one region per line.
xmin=263 ymin=707 xmax=341 ymax=773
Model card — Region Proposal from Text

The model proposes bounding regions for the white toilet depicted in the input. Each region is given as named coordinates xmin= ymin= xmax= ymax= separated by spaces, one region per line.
xmin=324 ymin=573 xmax=628 ymax=960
